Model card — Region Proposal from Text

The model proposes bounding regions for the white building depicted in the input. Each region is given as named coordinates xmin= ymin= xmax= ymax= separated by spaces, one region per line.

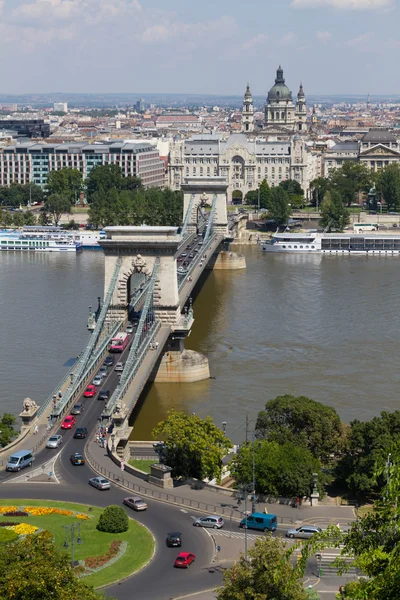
xmin=169 ymin=133 xmax=321 ymax=201
xmin=53 ymin=102 xmax=68 ymax=113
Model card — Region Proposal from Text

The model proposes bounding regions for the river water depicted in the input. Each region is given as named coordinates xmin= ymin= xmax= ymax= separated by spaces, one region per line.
xmin=1 ymin=248 xmax=399 ymax=442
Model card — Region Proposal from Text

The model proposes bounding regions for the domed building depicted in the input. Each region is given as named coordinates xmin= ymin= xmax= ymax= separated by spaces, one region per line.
xmin=263 ymin=65 xmax=306 ymax=133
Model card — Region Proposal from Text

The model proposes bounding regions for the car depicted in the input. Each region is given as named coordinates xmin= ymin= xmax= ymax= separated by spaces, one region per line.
xmin=198 ymin=241 xmax=203 ymax=246
xmin=193 ymin=516 xmax=224 ymax=529
xmin=177 ymin=257 xmax=184 ymax=263
xmin=83 ymin=384 xmax=96 ymax=398
xmin=104 ymin=356 xmax=114 ymax=367
xmin=181 ymin=252 xmax=188 ymax=257
xmin=70 ymin=403 xmax=84 ymax=415
xmin=70 ymin=452 xmax=85 ymax=466
xmin=166 ymin=532 xmax=182 ymax=547
xmin=174 ymin=552 xmax=195 ymax=568
xmin=89 ymin=477 xmax=111 ymax=490
xmin=123 ymin=497 xmax=148 ymax=511
xmin=92 ymin=375 xmax=103 ymax=386
xmin=61 ymin=415 xmax=76 ymax=430
xmin=189 ymin=253 xmax=194 ymax=258
xmin=98 ymin=389 xmax=111 ymax=401
xmin=389 ymin=212 xmax=399 ymax=215
xmin=194 ymin=248 xmax=199 ymax=253
xmin=126 ymin=324 xmax=134 ymax=334
xmin=98 ymin=366 xmax=108 ymax=379
xmin=115 ymin=362 xmax=124 ymax=372
xmin=46 ymin=434 xmax=62 ymax=449
xmin=285 ymin=526 xmax=322 ymax=539
xmin=73 ymin=427 xmax=88 ymax=439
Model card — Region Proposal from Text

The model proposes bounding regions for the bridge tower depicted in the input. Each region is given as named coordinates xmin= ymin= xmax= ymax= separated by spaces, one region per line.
xmin=182 ymin=177 xmax=229 ymax=237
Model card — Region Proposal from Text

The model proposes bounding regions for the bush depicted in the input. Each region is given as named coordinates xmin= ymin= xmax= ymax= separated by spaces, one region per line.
xmin=96 ymin=505 xmax=128 ymax=533
xmin=0 ymin=529 xmax=18 ymax=543
xmin=0 ymin=522 xmax=20 ymax=527
xmin=4 ymin=511 xmax=28 ymax=517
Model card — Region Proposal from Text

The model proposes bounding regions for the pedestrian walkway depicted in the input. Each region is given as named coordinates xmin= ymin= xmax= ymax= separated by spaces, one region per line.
xmin=85 ymin=436 xmax=356 ymax=528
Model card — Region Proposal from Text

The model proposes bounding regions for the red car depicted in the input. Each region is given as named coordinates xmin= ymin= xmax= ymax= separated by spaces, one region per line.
xmin=83 ymin=384 xmax=96 ymax=398
xmin=61 ymin=415 xmax=76 ymax=430
xmin=174 ymin=552 xmax=195 ymax=568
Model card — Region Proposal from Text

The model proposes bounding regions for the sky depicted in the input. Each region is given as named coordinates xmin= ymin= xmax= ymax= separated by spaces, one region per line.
xmin=1 ymin=0 xmax=400 ymax=96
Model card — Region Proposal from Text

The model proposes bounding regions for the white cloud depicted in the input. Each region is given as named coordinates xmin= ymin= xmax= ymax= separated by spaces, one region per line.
xmin=12 ymin=0 xmax=142 ymax=23
xmin=345 ymin=32 xmax=374 ymax=45
xmin=279 ymin=31 xmax=298 ymax=46
xmin=138 ymin=15 xmax=238 ymax=45
xmin=241 ymin=33 xmax=268 ymax=51
xmin=292 ymin=0 xmax=392 ymax=9
xmin=316 ymin=30 xmax=332 ymax=42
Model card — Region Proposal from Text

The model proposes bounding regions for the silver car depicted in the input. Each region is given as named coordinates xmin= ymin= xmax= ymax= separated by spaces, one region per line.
xmin=123 ymin=496 xmax=148 ymax=511
xmin=99 ymin=366 xmax=108 ymax=379
xmin=93 ymin=375 xmax=103 ymax=386
xmin=46 ymin=434 xmax=62 ymax=449
xmin=88 ymin=477 xmax=111 ymax=490
xmin=285 ymin=525 xmax=322 ymax=539
xmin=114 ymin=362 xmax=124 ymax=372
xmin=193 ymin=516 xmax=224 ymax=529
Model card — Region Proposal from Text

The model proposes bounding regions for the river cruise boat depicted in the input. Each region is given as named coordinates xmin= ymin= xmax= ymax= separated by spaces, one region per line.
xmin=0 ymin=227 xmax=82 ymax=252
xmin=262 ymin=231 xmax=400 ymax=255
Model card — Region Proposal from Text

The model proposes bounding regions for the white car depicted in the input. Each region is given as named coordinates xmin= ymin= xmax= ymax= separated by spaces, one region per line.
xmin=46 ymin=434 xmax=62 ymax=449
xmin=92 ymin=375 xmax=102 ymax=386
xmin=126 ymin=324 xmax=134 ymax=334
xmin=114 ymin=362 xmax=124 ymax=372
xmin=88 ymin=477 xmax=111 ymax=490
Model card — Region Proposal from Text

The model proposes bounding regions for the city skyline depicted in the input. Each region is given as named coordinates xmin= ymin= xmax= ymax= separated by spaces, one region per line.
xmin=1 ymin=0 xmax=400 ymax=95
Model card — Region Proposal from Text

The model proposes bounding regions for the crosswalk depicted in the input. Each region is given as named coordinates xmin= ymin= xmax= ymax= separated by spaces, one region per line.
xmin=212 ymin=530 xmax=261 ymax=541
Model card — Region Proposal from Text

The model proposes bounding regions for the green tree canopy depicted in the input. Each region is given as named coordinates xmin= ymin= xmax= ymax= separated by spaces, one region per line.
xmin=230 ymin=439 xmax=322 ymax=498
xmin=329 ymin=162 xmax=373 ymax=206
xmin=46 ymin=168 xmax=83 ymax=203
xmin=376 ymin=163 xmax=400 ymax=211
xmin=310 ymin=177 xmax=331 ymax=207
xmin=245 ymin=190 xmax=259 ymax=206
xmin=336 ymin=410 xmax=400 ymax=497
xmin=0 ymin=183 xmax=44 ymax=207
xmin=152 ymin=410 xmax=231 ymax=482
xmin=0 ymin=413 xmax=18 ymax=447
xmin=217 ymin=536 xmax=309 ymax=600
xmin=0 ymin=531 xmax=104 ymax=599
xmin=85 ymin=165 xmax=125 ymax=202
xmin=44 ymin=194 xmax=71 ymax=226
xmin=259 ymin=179 xmax=272 ymax=209
xmin=320 ymin=189 xmax=350 ymax=231
xmin=268 ymin=186 xmax=291 ymax=225
xmin=255 ymin=394 xmax=345 ymax=462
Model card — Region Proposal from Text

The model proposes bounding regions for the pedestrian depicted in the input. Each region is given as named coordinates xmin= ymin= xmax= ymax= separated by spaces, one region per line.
xmin=58 ymin=390 xmax=62 ymax=400
xmin=120 ymin=460 xmax=125 ymax=472
xmin=155 ymin=341 xmax=159 ymax=349
xmin=295 ymin=497 xmax=300 ymax=509
xmin=33 ymin=424 xmax=38 ymax=435
xmin=264 ymin=506 xmax=268 ymax=514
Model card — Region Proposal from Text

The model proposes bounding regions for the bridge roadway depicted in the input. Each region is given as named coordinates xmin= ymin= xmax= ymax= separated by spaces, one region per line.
xmin=0 ymin=341 xmax=220 ymax=600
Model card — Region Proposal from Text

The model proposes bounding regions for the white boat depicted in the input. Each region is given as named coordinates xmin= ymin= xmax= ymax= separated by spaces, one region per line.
xmin=0 ymin=227 xmax=81 ymax=252
xmin=73 ymin=230 xmax=106 ymax=249
xmin=262 ymin=231 xmax=400 ymax=255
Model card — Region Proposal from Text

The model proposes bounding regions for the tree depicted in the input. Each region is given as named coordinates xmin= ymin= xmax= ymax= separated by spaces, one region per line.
xmin=336 ymin=410 xmax=400 ymax=497
xmin=279 ymin=180 xmax=305 ymax=210
xmin=217 ymin=536 xmax=309 ymax=600
xmin=0 ymin=209 xmax=13 ymax=227
xmin=44 ymin=194 xmax=71 ymax=226
xmin=334 ymin=450 xmax=400 ymax=599
xmin=12 ymin=212 xmax=24 ymax=227
xmin=46 ymin=168 xmax=83 ymax=203
xmin=310 ymin=177 xmax=331 ymax=207
xmin=376 ymin=164 xmax=400 ymax=211
xmin=245 ymin=190 xmax=259 ymax=206
xmin=23 ymin=211 xmax=36 ymax=226
xmin=320 ymin=190 xmax=350 ymax=231
xmin=152 ymin=410 xmax=231 ymax=482
xmin=268 ymin=186 xmax=291 ymax=226
xmin=97 ymin=505 xmax=128 ymax=533
xmin=329 ymin=162 xmax=373 ymax=206
xmin=255 ymin=394 xmax=345 ymax=462
xmin=86 ymin=165 xmax=124 ymax=202
xmin=0 ymin=531 xmax=104 ymax=599
xmin=0 ymin=413 xmax=18 ymax=447
xmin=230 ymin=440 xmax=322 ymax=498
xmin=259 ymin=179 xmax=272 ymax=209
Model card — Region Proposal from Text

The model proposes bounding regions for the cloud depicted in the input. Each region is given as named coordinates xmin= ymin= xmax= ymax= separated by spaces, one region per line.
xmin=138 ymin=15 xmax=238 ymax=45
xmin=291 ymin=0 xmax=392 ymax=9
xmin=316 ymin=31 xmax=332 ymax=43
xmin=241 ymin=33 xmax=268 ymax=51
xmin=279 ymin=31 xmax=298 ymax=46
xmin=345 ymin=32 xmax=374 ymax=46
xmin=12 ymin=0 xmax=143 ymax=23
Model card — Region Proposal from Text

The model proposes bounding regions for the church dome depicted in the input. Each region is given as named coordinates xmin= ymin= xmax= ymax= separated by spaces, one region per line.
xmin=267 ymin=66 xmax=292 ymax=102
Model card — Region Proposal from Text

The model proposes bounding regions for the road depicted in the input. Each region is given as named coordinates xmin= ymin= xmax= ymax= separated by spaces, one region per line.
xmin=0 ymin=344 xmax=220 ymax=600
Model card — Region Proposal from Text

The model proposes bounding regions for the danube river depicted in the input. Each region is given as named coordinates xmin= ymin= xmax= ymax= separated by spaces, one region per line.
xmin=1 ymin=248 xmax=399 ymax=442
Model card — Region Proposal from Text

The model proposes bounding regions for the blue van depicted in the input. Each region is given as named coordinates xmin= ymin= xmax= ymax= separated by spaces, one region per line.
xmin=239 ymin=512 xmax=277 ymax=532
xmin=6 ymin=449 xmax=35 ymax=472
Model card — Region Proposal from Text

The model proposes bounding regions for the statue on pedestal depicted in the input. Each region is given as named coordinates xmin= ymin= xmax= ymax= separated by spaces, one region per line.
xmin=23 ymin=398 xmax=38 ymax=413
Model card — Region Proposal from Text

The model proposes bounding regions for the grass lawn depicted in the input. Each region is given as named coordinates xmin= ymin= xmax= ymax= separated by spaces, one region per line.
xmin=0 ymin=499 xmax=154 ymax=588
xmin=128 ymin=459 xmax=156 ymax=474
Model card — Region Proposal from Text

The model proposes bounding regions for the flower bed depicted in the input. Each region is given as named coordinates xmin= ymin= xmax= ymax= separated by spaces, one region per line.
xmin=4 ymin=511 xmax=28 ymax=517
xmin=0 ymin=522 xmax=20 ymax=527
xmin=82 ymin=540 xmax=127 ymax=574
xmin=6 ymin=524 xmax=38 ymax=535
xmin=0 ymin=506 xmax=90 ymax=520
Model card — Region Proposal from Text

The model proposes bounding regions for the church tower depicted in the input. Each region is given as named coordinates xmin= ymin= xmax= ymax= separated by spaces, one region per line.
xmin=264 ymin=65 xmax=295 ymax=130
xmin=242 ymin=84 xmax=254 ymax=133
xmin=295 ymin=82 xmax=307 ymax=133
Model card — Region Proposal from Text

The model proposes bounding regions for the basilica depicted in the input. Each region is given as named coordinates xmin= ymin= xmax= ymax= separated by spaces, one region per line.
xmin=168 ymin=66 xmax=320 ymax=201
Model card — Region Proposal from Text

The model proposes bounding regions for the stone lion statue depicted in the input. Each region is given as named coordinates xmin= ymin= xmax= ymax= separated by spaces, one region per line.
xmin=23 ymin=398 xmax=38 ymax=412
xmin=114 ymin=400 xmax=126 ymax=415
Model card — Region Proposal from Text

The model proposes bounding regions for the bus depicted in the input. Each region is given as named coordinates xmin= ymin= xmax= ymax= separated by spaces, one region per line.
xmin=109 ymin=332 xmax=129 ymax=353
xmin=353 ymin=223 xmax=378 ymax=233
